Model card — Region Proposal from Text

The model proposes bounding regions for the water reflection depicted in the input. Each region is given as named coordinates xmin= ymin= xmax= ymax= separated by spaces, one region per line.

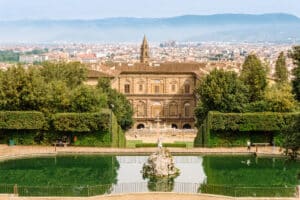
xmin=0 ymin=155 xmax=298 ymax=196
xmin=113 ymin=156 xmax=206 ymax=193
xmin=147 ymin=177 xmax=175 ymax=192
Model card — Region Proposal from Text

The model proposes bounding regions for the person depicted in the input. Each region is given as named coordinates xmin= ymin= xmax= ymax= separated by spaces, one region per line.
xmin=157 ymin=137 xmax=163 ymax=148
xmin=247 ymin=140 xmax=251 ymax=151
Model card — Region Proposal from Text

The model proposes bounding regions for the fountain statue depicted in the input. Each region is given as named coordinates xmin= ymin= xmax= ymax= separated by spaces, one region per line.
xmin=142 ymin=145 xmax=180 ymax=178
xmin=142 ymin=115 xmax=179 ymax=185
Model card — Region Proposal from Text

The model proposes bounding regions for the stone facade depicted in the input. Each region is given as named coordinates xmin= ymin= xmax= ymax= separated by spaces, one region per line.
xmin=111 ymin=68 xmax=199 ymax=129
xmin=86 ymin=37 xmax=206 ymax=130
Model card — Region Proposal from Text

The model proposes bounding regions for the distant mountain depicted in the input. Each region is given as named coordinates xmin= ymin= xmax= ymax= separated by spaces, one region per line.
xmin=0 ymin=13 xmax=300 ymax=43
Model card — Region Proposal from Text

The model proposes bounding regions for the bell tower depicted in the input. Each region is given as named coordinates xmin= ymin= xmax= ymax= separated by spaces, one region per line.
xmin=140 ymin=35 xmax=150 ymax=64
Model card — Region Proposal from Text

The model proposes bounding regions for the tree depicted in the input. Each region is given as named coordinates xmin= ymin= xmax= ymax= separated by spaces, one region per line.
xmin=281 ymin=116 xmax=300 ymax=160
xmin=263 ymin=84 xmax=297 ymax=112
xmin=97 ymin=77 xmax=133 ymax=130
xmin=195 ymin=69 xmax=248 ymax=124
xmin=240 ymin=54 xmax=267 ymax=102
xmin=40 ymin=62 xmax=87 ymax=89
xmin=70 ymin=85 xmax=107 ymax=113
xmin=42 ymin=81 xmax=71 ymax=113
xmin=0 ymin=63 xmax=107 ymax=114
xmin=289 ymin=46 xmax=300 ymax=101
xmin=274 ymin=52 xmax=288 ymax=84
xmin=0 ymin=65 xmax=47 ymax=111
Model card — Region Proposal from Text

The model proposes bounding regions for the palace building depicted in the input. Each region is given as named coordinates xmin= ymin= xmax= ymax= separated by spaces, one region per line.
xmin=87 ymin=36 xmax=206 ymax=129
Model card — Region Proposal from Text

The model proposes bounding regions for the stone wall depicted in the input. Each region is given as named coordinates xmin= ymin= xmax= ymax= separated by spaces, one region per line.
xmin=112 ymin=73 xmax=198 ymax=129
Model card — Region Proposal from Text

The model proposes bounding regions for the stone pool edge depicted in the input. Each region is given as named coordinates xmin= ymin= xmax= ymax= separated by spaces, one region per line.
xmin=0 ymin=145 xmax=290 ymax=162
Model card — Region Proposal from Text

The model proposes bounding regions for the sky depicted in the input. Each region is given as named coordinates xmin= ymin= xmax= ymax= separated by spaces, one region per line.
xmin=0 ymin=0 xmax=300 ymax=20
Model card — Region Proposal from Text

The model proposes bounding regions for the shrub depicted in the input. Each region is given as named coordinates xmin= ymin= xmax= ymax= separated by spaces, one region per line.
xmin=194 ymin=111 xmax=300 ymax=147
xmin=0 ymin=111 xmax=46 ymax=130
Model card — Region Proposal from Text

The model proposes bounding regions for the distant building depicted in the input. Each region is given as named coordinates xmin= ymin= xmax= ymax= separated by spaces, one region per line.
xmin=19 ymin=54 xmax=48 ymax=63
xmin=87 ymin=36 xmax=206 ymax=129
xmin=110 ymin=62 xmax=204 ymax=129
xmin=140 ymin=35 xmax=150 ymax=64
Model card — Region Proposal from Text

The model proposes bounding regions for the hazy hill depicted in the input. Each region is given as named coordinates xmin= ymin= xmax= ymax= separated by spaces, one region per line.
xmin=0 ymin=13 xmax=300 ymax=43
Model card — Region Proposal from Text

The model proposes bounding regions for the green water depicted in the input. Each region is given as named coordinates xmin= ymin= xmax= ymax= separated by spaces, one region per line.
xmin=203 ymin=156 xmax=300 ymax=187
xmin=0 ymin=155 xmax=119 ymax=187
xmin=0 ymin=155 xmax=299 ymax=196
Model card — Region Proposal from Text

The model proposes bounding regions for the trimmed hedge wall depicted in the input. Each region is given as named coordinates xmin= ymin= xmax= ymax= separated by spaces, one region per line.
xmin=0 ymin=110 xmax=126 ymax=147
xmin=52 ymin=112 xmax=110 ymax=132
xmin=0 ymin=111 xmax=46 ymax=130
xmin=195 ymin=111 xmax=300 ymax=147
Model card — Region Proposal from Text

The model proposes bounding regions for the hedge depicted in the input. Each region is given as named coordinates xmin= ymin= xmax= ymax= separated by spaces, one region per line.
xmin=195 ymin=111 xmax=300 ymax=147
xmin=0 ymin=110 xmax=126 ymax=147
xmin=52 ymin=112 xmax=110 ymax=132
xmin=0 ymin=111 xmax=46 ymax=130
xmin=52 ymin=110 xmax=125 ymax=147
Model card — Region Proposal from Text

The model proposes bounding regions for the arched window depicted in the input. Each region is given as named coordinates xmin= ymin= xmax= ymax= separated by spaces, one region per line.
xmin=184 ymin=103 xmax=190 ymax=117
xmin=171 ymin=124 xmax=178 ymax=129
xmin=172 ymin=84 xmax=176 ymax=92
xmin=170 ymin=80 xmax=177 ymax=93
xmin=183 ymin=124 xmax=191 ymax=129
xmin=137 ymin=101 xmax=146 ymax=117
xmin=137 ymin=124 xmax=145 ymax=129
xmin=169 ymin=102 xmax=178 ymax=116
xmin=184 ymin=84 xmax=190 ymax=94
xmin=152 ymin=102 xmax=162 ymax=118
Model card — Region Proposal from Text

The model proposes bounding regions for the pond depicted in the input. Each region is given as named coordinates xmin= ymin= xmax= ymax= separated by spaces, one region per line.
xmin=0 ymin=154 xmax=299 ymax=197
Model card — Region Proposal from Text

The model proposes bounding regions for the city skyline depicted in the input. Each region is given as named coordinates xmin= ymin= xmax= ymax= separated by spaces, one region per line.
xmin=0 ymin=0 xmax=300 ymax=20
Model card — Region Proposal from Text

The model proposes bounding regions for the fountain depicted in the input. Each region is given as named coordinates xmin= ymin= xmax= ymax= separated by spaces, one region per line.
xmin=142 ymin=116 xmax=180 ymax=181
xmin=142 ymin=147 xmax=180 ymax=178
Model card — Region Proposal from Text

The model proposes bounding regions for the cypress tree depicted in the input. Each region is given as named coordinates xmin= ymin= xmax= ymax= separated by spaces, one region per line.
xmin=274 ymin=52 xmax=288 ymax=84
xmin=289 ymin=46 xmax=300 ymax=101
xmin=240 ymin=54 xmax=267 ymax=102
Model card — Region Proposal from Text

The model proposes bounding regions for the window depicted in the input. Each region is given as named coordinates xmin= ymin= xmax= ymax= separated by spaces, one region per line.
xmin=171 ymin=84 xmax=176 ymax=92
xmin=183 ymin=124 xmax=191 ymax=129
xmin=124 ymin=84 xmax=130 ymax=93
xmin=171 ymin=124 xmax=178 ymax=129
xmin=154 ymin=85 xmax=160 ymax=94
xmin=137 ymin=101 xmax=146 ymax=117
xmin=169 ymin=102 xmax=178 ymax=116
xmin=184 ymin=84 xmax=190 ymax=94
xmin=152 ymin=102 xmax=162 ymax=117
xmin=184 ymin=103 xmax=190 ymax=117
xmin=137 ymin=124 xmax=145 ymax=129
xmin=139 ymin=84 xmax=143 ymax=92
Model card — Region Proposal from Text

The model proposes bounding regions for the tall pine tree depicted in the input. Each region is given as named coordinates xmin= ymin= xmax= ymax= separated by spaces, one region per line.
xmin=240 ymin=54 xmax=267 ymax=102
xmin=274 ymin=52 xmax=288 ymax=84
xmin=289 ymin=46 xmax=300 ymax=101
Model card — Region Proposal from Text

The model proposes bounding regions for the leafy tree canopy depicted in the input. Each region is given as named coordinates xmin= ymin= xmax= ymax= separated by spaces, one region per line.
xmin=240 ymin=54 xmax=267 ymax=102
xmin=97 ymin=77 xmax=133 ymax=130
xmin=195 ymin=69 xmax=248 ymax=124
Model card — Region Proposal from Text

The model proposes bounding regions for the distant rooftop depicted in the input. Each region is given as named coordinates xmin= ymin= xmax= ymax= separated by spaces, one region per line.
xmin=115 ymin=62 xmax=206 ymax=75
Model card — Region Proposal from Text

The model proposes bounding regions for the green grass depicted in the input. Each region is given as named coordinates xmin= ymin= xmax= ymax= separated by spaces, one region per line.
xmin=126 ymin=140 xmax=194 ymax=148
xmin=135 ymin=143 xmax=187 ymax=148
xmin=126 ymin=140 xmax=143 ymax=148
xmin=174 ymin=141 xmax=194 ymax=148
